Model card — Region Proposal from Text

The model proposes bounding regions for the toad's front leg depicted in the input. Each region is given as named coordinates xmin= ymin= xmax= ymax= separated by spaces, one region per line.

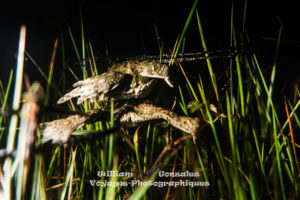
xmin=57 ymin=71 xmax=129 ymax=105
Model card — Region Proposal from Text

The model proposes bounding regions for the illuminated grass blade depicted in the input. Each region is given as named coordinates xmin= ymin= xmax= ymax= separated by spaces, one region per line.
xmin=80 ymin=9 xmax=87 ymax=79
xmin=0 ymin=69 xmax=13 ymax=130
xmin=134 ymin=127 xmax=142 ymax=179
xmin=196 ymin=10 xmax=219 ymax=101
xmin=272 ymin=108 xmax=286 ymax=200
xmin=45 ymin=39 xmax=59 ymax=106
xmin=178 ymin=85 xmax=188 ymax=116
xmin=179 ymin=63 xmax=199 ymax=102
xmin=3 ymin=25 xmax=26 ymax=200
xmin=60 ymin=148 xmax=77 ymax=200
xmin=172 ymin=0 xmax=198 ymax=64
xmin=67 ymin=25 xmax=81 ymax=61
xmin=88 ymin=41 xmax=99 ymax=76
xmin=284 ymin=99 xmax=300 ymax=175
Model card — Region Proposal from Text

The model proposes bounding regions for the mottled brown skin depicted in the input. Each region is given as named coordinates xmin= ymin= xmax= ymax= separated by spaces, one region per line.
xmin=110 ymin=60 xmax=172 ymax=87
xmin=120 ymin=104 xmax=200 ymax=143
xmin=41 ymin=115 xmax=87 ymax=144
xmin=57 ymin=60 xmax=173 ymax=105
xmin=57 ymin=71 xmax=126 ymax=104
xmin=41 ymin=104 xmax=201 ymax=144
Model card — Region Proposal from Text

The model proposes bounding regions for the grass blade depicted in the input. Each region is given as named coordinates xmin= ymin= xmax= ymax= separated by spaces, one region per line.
xmin=45 ymin=39 xmax=59 ymax=106
xmin=196 ymin=10 xmax=219 ymax=101
xmin=284 ymin=99 xmax=300 ymax=175
xmin=0 ymin=69 xmax=13 ymax=130
xmin=67 ymin=25 xmax=81 ymax=61
xmin=60 ymin=148 xmax=77 ymax=200
xmin=272 ymin=108 xmax=286 ymax=200
xmin=172 ymin=0 xmax=198 ymax=64
xmin=3 ymin=25 xmax=26 ymax=200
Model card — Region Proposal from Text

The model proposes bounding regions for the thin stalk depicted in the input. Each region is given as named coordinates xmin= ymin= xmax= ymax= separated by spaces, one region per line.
xmin=154 ymin=23 xmax=163 ymax=62
xmin=235 ymin=53 xmax=245 ymax=117
xmin=195 ymin=146 xmax=208 ymax=181
xmin=45 ymin=39 xmax=59 ymax=106
xmin=284 ymin=99 xmax=300 ymax=174
xmin=230 ymin=1 xmax=235 ymax=114
xmin=89 ymin=41 xmax=99 ymax=75
xmin=196 ymin=10 xmax=219 ymax=101
xmin=79 ymin=144 xmax=90 ymax=198
xmin=134 ymin=127 xmax=142 ymax=179
xmin=272 ymin=108 xmax=286 ymax=200
xmin=266 ymin=25 xmax=282 ymax=114
xmin=226 ymin=93 xmax=238 ymax=177
xmin=67 ymin=25 xmax=81 ymax=61
xmin=60 ymin=148 xmax=77 ymax=200
xmin=242 ymin=0 xmax=248 ymax=33
xmin=179 ymin=64 xmax=199 ymax=102
xmin=178 ymin=85 xmax=188 ymax=116
xmin=144 ymin=124 xmax=151 ymax=173
xmin=4 ymin=26 xmax=26 ymax=200
xmin=172 ymin=0 xmax=198 ymax=64
xmin=0 ymin=69 xmax=13 ymax=129
xmin=80 ymin=9 xmax=87 ymax=79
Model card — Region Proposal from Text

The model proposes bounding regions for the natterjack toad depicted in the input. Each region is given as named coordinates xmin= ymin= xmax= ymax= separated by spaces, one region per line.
xmin=57 ymin=60 xmax=173 ymax=105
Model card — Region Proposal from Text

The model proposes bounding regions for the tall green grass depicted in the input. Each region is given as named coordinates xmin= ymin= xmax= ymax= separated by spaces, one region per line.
xmin=1 ymin=0 xmax=300 ymax=199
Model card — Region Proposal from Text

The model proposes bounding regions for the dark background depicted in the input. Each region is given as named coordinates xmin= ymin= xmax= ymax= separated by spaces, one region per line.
xmin=0 ymin=1 xmax=299 ymax=88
